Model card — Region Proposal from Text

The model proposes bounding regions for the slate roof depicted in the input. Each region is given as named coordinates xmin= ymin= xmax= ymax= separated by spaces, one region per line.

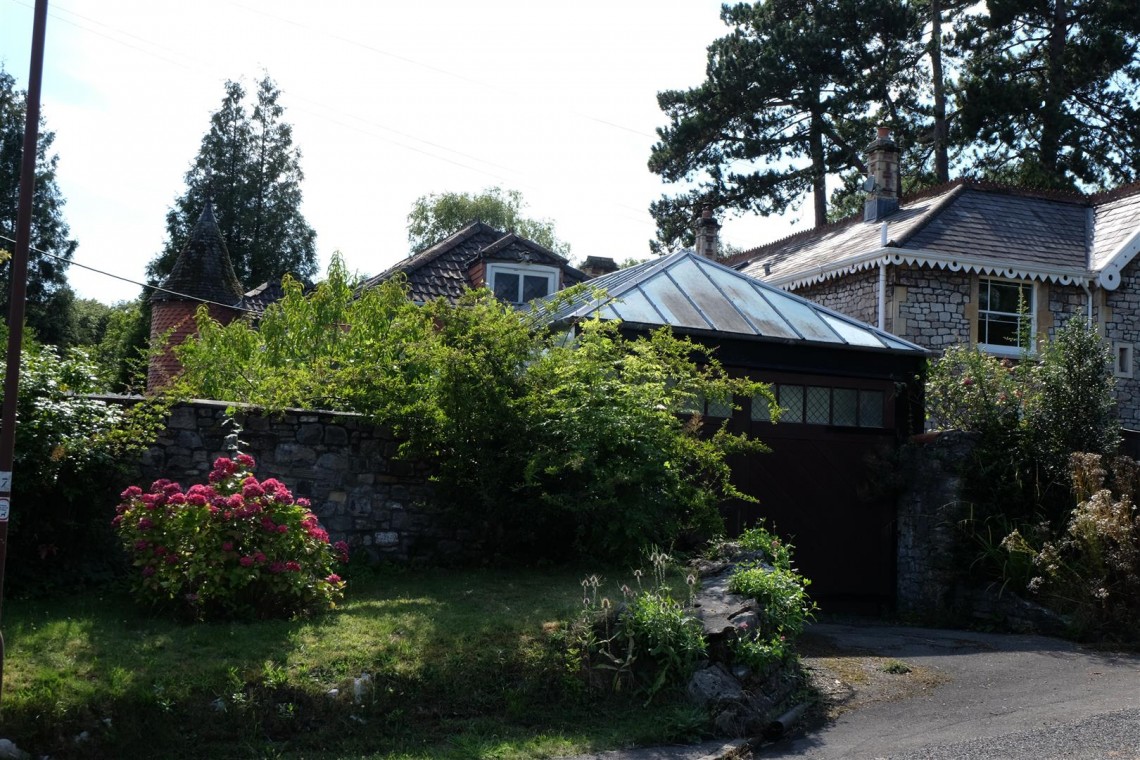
xmin=535 ymin=249 xmax=925 ymax=355
xmin=152 ymin=203 xmax=245 ymax=305
xmin=361 ymin=222 xmax=586 ymax=303
xmin=728 ymin=180 xmax=1140 ymax=290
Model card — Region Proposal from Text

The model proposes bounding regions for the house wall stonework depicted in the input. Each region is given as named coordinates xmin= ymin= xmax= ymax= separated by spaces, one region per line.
xmin=796 ymin=271 xmax=879 ymax=327
xmin=1102 ymin=257 xmax=1140 ymax=429
xmin=121 ymin=399 xmax=463 ymax=563
xmin=888 ymin=265 xmax=972 ymax=350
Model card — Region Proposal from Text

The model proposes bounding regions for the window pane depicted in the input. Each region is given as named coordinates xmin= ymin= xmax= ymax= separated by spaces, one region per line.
xmin=522 ymin=274 xmax=550 ymax=301
xmin=806 ymin=386 xmax=830 ymax=424
xmin=751 ymin=392 xmax=772 ymax=422
xmin=493 ymin=272 xmax=520 ymax=302
xmin=707 ymin=396 xmax=732 ymax=418
xmin=681 ymin=392 xmax=703 ymax=415
xmin=859 ymin=390 xmax=884 ymax=428
xmin=833 ymin=388 xmax=857 ymax=426
xmin=988 ymin=281 xmax=1028 ymax=314
xmin=985 ymin=314 xmax=1021 ymax=348
xmin=779 ymin=385 xmax=804 ymax=423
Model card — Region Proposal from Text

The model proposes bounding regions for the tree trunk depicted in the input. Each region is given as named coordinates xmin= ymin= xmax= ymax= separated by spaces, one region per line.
xmin=810 ymin=101 xmax=827 ymax=227
xmin=1039 ymin=0 xmax=1069 ymax=177
xmin=930 ymin=0 xmax=950 ymax=183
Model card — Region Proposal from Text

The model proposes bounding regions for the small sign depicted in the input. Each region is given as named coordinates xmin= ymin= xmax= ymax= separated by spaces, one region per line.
xmin=0 ymin=498 xmax=10 ymax=521
xmin=0 ymin=471 xmax=10 ymax=492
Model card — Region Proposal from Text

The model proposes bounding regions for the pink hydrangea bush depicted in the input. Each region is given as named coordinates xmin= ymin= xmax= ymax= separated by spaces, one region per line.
xmin=114 ymin=453 xmax=349 ymax=619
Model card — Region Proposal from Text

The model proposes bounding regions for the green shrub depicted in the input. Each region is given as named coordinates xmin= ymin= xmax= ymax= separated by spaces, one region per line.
xmin=728 ymin=565 xmax=814 ymax=641
xmin=737 ymin=522 xmax=794 ymax=571
xmin=6 ymin=343 xmax=167 ymax=594
xmin=114 ymin=453 xmax=347 ymax=620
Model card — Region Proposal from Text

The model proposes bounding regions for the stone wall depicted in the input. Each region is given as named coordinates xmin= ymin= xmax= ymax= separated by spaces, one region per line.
xmin=1103 ymin=257 xmax=1140 ymax=428
xmin=127 ymin=399 xmax=460 ymax=563
xmin=895 ymin=430 xmax=977 ymax=617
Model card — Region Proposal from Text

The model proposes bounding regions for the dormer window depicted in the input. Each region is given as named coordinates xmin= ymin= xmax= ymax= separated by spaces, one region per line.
xmin=487 ymin=263 xmax=559 ymax=304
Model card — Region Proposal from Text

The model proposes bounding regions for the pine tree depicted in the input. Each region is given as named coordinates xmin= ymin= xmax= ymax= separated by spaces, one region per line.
xmin=0 ymin=65 xmax=78 ymax=343
xmin=149 ymin=75 xmax=317 ymax=289
xmin=648 ymin=0 xmax=924 ymax=250
xmin=955 ymin=0 xmax=1140 ymax=189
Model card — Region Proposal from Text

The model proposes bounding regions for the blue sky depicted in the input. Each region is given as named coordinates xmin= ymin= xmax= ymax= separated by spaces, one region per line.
xmin=1 ymin=0 xmax=803 ymax=303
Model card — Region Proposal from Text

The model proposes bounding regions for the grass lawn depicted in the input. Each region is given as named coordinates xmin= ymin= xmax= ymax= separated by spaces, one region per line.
xmin=1 ymin=566 xmax=709 ymax=759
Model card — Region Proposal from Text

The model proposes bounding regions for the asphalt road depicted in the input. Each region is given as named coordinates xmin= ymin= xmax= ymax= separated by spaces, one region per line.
xmin=760 ymin=623 xmax=1140 ymax=760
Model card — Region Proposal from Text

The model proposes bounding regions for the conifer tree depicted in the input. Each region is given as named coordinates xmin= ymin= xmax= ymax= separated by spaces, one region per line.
xmin=149 ymin=75 xmax=317 ymax=289
xmin=955 ymin=0 xmax=1140 ymax=189
xmin=0 ymin=66 xmax=78 ymax=343
xmin=648 ymin=0 xmax=923 ymax=250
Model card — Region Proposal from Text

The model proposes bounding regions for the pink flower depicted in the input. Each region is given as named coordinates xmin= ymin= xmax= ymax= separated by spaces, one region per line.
xmin=334 ymin=541 xmax=350 ymax=563
xmin=962 ymin=377 xmax=974 ymax=387
xmin=326 ymin=574 xmax=342 ymax=585
xmin=142 ymin=565 xmax=156 ymax=577
xmin=269 ymin=562 xmax=286 ymax=575
xmin=162 ymin=482 xmax=182 ymax=496
xmin=133 ymin=539 xmax=150 ymax=551
xmin=154 ymin=545 xmax=168 ymax=556
xmin=254 ymin=552 xmax=267 ymax=564
xmin=285 ymin=561 xmax=301 ymax=572
xmin=296 ymin=497 xmax=311 ymax=508
xmin=239 ymin=556 xmax=254 ymax=567
xmin=277 ymin=524 xmax=288 ymax=534
xmin=187 ymin=493 xmax=208 ymax=507
xmin=242 ymin=482 xmax=265 ymax=499
xmin=111 ymin=514 xmax=123 ymax=527
xmin=164 ymin=554 xmax=178 ymax=565
xmin=121 ymin=485 xmax=143 ymax=500
xmin=167 ymin=493 xmax=186 ymax=505
xmin=222 ymin=541 xmax=234 ymax=552
xmin=137 ymin=517 xmax=154 ymax=531
xmin=235 ymin=453 xmax=255 ymax=468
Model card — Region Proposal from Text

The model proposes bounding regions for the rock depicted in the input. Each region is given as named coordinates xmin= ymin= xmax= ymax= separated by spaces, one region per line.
xmin=0 ymin=739 xmax=27 ymax=760
xmin=687 ymin=663 xmax=744 ymax=708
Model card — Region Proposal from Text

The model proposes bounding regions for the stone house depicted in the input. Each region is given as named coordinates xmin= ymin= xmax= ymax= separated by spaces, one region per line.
xmin=726 ymin=130 xmax=1140 ymax=427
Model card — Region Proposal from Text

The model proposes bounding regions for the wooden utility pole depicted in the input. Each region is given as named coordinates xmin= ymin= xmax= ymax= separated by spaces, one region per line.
xmin=0 ymin=0 xmax=50 ymax=708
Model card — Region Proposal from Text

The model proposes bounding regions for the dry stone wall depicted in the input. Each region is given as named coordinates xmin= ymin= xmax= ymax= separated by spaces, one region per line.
xmin=124 ymin=399 xmax=462 ymax=563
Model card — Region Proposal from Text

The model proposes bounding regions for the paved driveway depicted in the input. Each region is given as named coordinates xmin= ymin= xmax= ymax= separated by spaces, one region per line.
xmin=760 ymin=622 xmax=1140 ymax=759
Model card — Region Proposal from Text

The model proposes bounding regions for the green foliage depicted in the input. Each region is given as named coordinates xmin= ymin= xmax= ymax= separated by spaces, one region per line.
xmin=927 ymin=320 xmax=1119 ymax=525
xmin=0 ymin=65 xmax=79 ymax=342
xmin=175 ymin=258 xmax=769 ymax=561
xmin=956 ymin=0 xmax=1140 ymax=189
xmin=728 ymin=565 xmax=814 ymax=643
xmin=113 ymin=453 xmax=347 ymax=620
xmin=927 ymin=320 xmax=1127 ymax=630
xmin=149 ymin=74 xmax=317 ymax=287
xmin=737 ymin=522 xmax=794 ymax=571
xmin=1002 ymin=453 xmax=1140 ymax=640
xmin=577 ymin=553 xmax=706 ymax=700
xmin=648 ymin=0 xmax=925 ymax=247
xmin=407 ymin=186 xmax=568 ymax=256
xmin=91 ymin=297 xmax=152 ymax=392
xmin=7 ymin=342 xmax=168 ymax=594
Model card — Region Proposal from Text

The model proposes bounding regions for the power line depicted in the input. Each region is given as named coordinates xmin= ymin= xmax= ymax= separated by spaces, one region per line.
xmin=0 ymin=233 xmax=264 ymax=315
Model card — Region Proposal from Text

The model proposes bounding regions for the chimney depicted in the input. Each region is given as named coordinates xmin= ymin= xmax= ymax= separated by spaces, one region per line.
xmin=579 ymin=256 xmax=619 ymax=279
xmin=694 ymin=204 xmax=721 ymax=259
xmin=864 ymin=126 xmax=900 ymax=222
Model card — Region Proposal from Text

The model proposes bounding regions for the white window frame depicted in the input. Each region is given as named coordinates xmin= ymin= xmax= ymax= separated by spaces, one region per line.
xmin=977 ymin=277 xmax=1035 ymax=357
xmin=486 ymin=263 xmax=559 ymax=305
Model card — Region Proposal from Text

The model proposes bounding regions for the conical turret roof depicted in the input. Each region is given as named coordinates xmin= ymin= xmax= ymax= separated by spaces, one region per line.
xmin=151 ymin=203 xmax=245 ymax=305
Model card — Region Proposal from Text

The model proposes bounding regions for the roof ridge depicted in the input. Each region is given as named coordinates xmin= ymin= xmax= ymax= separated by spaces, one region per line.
xmin=891 ymin=182 xmax=968 ymax=247
xmin=364 ymin=221 xmax=501 ymax=286
xmin=1088 ymin=180 xmax=1140 ymax=206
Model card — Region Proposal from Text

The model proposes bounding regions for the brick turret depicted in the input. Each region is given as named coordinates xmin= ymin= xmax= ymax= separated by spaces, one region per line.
xmin=147 ymin=203 xmax=245 ymax=391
